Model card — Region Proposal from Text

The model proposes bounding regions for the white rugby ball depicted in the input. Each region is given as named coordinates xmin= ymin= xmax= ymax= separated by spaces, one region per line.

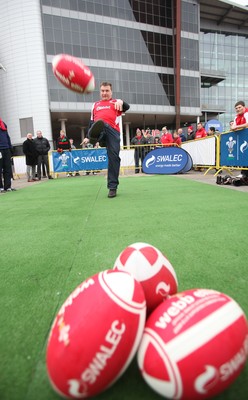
xmin=113 ymin=242 xmax=178 ymax=314
xmin=137 ymin=288 xmax=248 ymax=399
xmin=46 ymin=269 xmax=146 ymax=398
xmin=52 ymin=54 xmax=95 ymax=94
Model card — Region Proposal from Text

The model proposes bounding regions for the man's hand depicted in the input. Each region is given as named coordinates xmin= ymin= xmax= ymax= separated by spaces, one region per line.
xmin=115 ymin=99 xmax=123 ymax=111
xmin=81 ymin=138 xmax=89 ymax=145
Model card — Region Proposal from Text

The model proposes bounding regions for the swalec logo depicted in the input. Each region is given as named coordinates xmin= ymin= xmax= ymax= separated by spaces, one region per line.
xmin=142 ymin=147 xmax=192 ymax=174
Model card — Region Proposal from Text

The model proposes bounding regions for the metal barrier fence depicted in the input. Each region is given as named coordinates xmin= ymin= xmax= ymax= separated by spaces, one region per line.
xmin=182 ymin=128 xmax=248 ymax=176
xmin=12 ymin=128 xmax=248 ymax=178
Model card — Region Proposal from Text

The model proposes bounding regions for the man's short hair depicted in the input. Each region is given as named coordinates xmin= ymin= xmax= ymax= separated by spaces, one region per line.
xmin=100 ymin=81 xmax=112 ymax=89
xmin=235 ymin=100 xmax=245 ymax=108
xmin=210 ymin=126 xmax=215 ymax=132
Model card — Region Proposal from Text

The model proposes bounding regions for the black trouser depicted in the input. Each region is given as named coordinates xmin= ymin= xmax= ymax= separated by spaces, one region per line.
xmin=134 ymin=147 xmax=145 ymax=173
xmin=100 ymin=124 xmax=120 ymax=189
xmin=37 ymin=154 xmax=50 ymax=179
xmin=0 ymin=148 xmax=12 ymax=190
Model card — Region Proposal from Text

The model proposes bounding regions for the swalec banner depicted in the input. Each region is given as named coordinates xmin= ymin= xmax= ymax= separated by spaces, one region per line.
xmin=142 ymin=147 xmax=192 ymax=174
xmin=52 ymin=149 xmax=108 ymax=172
xmin=220 ymin=128 xmax=248 ymax=168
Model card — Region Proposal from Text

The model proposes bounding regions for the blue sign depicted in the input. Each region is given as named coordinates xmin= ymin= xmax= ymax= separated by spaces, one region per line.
xmin=220 ymin=128 xmax=248 ymax=167
xmin=52 ymin=149 xmax=108 ymax=172
xmin=205 ymin=119 xmax=223 ymax=133
xmin=142 ymin=147 xmax=191 ymax=174
xmin=181 ymin=152 xmax=193 ymax=173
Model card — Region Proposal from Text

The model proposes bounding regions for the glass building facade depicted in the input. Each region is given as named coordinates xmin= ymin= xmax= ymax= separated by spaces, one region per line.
xmin=200 ymin=31 xmax=248 ymax=131
xmin=41 ymin=0 xmax=202 ymax=139
xmin=43 ymin=0 xmax=176 ymax=105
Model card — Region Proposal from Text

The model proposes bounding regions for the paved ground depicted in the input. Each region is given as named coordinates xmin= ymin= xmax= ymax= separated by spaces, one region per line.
xmin=3 ymin=169 xmax=248 ymax=193
xmin=174 ymin=169 xmax=248 ymax=192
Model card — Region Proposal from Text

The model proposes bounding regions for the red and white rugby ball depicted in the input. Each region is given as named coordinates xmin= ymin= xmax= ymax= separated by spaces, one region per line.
xmin=46 ymin=269 xmax=146 ymax=398
xmin=52 ymin=54 xmax=95 ymax=94
xmin=137 ymin=288 xmax=248 ymax=399
xmin=113 ymin=242 xmax=178 ymax=314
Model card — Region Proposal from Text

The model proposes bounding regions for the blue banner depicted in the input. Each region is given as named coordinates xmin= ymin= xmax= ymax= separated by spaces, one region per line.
xmin=181 ymin=152 xmax=193 ymax=173
xmin=142 ymin=147 xmax=191 ymax=174
xmin=220 ymin=128 xmax=248 ymax=167
xmin=52 ymin=149 xmax=108 ymax=172
xmin=205 ymin=119 xmax=224 ymax=133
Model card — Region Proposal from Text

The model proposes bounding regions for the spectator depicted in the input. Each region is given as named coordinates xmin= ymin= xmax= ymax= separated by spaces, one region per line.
xmin=173 ymin=131 xmax=182 ymax=146
xmin=69 ymin=138 xmax=80 ymax=176
xmin=131 ymin=128 xmax=147 ymax=173
xmin=23 ymin=133 xmax=39 ymax=182
xmin=229 ymin=121 xmax=234 ymax=131
xmin=145 ymin=129 xmax=154 ymax=144
xmin=81 ymin=141 xmax=93 ymax=149
xmin=195 ymin=122 xmax=207 ymax=139
xmin=178 ymin=128 xmax=186 ymax=142
xmin=187 ymin=126 xmax=195 ymax=140
xmin=81 ymin=140 xmax=93 ymax=175
xmin=144 ymin=128 xmax=154 ymax=155
xmin=82 ymin=81 xmax=130 ymax=198
xmin=230 ymin=100 xmax=248 ymax=178
xmin=160 ymin=126 xmax=173 ymax=146
xmin=208 ymin=126 xmax=216 ymax=136
xmin=154 ymin=136 xmax=161 ymax=146
xmin=69 ymin=138 xmax=76 ymax=149
xmin=56 ymin=130 xmax=71 ymax=177
xmin=0 ymin=118 xmax=16 ymax=192
xmin=34 ymin=130 xmax=53 ymax=180
xmin=160 ymin=126 xmax=168 ymax=134
xmin=92 ymin=142 xmax=102 ymax=175
xmin=230 ymin=101 xmax=248 ymax=131
xmin=56 ymin=130 xmax=71 ymax=152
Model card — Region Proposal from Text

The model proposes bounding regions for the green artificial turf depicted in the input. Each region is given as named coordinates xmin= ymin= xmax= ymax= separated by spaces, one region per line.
xmin=0 ymin=174 xmax=247 ymax=400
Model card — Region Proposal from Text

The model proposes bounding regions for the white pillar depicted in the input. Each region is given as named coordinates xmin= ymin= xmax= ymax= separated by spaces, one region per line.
xmin=58 ymin=118 xmax=67 ymax=133
xmin=124 ymin=122 xmax=131 ymax=148
xmin=80 ymin=127 xmax=86 ymax=145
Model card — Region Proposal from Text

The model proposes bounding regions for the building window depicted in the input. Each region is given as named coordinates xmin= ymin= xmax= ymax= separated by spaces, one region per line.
xmin=181 ymin=1 xmax=199 ymax=34
xmin=20 ymin=118 xmax=34 ymax=138
xmin=200 ymin=31 xmax=248 ymax=129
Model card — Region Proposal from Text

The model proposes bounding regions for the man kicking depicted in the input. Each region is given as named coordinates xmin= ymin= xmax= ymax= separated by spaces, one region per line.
xmin=83 ymin=82 xmax=130 ymax=198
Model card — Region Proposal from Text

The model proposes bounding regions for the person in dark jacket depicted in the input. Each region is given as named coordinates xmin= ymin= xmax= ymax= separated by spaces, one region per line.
xmin=0 ymin=118 xmax=16 ymax=192
xmin=187 ymin=126 xmax=195 ymax=140
xmin=34 ymin=130 xmax=53 ymax=180
xmin=131 ymin=128 xmax=147 ymax=173
xmin=23 ymin=133 xmax=39 ymax=182
xmin=56 ymin=130 xmax=71 ymax=152
xmin=178 ymin=128 xmax=187 ymax=142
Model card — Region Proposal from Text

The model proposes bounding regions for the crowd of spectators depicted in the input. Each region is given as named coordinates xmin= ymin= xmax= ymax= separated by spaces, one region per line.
xmin=128 ymin=120 xmax=223 ymax=148
xmin=2 ymin=100 xmax=247 ymax=188
xmin=129 ymin=124 xmax=198 ymax=147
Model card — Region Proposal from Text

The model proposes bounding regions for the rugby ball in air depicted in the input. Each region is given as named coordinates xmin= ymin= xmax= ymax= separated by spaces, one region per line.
xmin=137 ymin=288 xmax=248 ymax=399
xmin=46 ymin=269 xmax=146 ymax=398
xmin=113 ymin=242 xmax=178 ymax=314
xmin=52 ymin=54 xmax=95 ymax=94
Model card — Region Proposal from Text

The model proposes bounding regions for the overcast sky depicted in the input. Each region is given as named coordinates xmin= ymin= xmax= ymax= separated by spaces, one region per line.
xmin=230 ymin=0 xmax=248 ymax=6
